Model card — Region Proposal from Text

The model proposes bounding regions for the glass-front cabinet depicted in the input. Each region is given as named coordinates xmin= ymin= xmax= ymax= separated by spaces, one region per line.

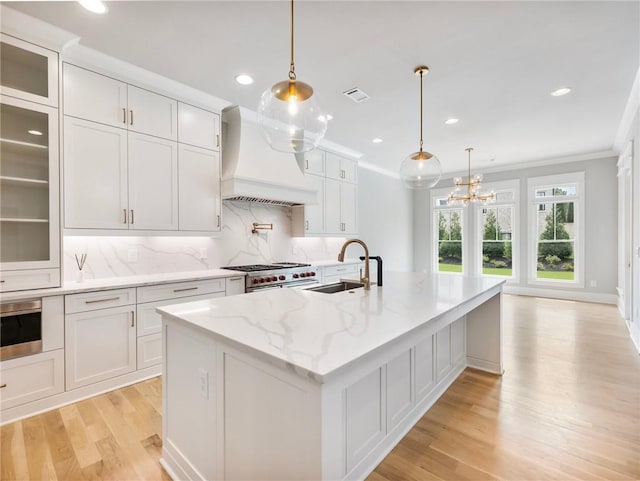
xmin=0 ymin=34 xmax=60 ymax=291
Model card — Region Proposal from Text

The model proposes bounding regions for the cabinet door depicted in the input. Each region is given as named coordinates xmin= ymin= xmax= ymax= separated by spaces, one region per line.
xmin=65 ymin=305 xmax=136 ymax=390
xmin=1 ymin=34 xmax=59 ymax=107
xmin=178 ymin=103 xmax=219 ymax=151
xmin=127 ymin=85 xmax=177 ymax=141
xmin=324 ymin=178 xmax=341 ymax=234
xmin=324 ymin=152 xmax=342 ymax=181
xmin=128 ymin=132 xmax=178 ymax=231
xmin=63 ymin=64 xmax=127 ymax=128
xmin=303 ymin=149 xmax=324 ymax=175
xmin=178 ymin=144 xmax=220 ymax=232
xmin=436 ymin=325 xmax=452 ymax=382
xmin=304 ymin=174 xmax=324 ymax=234
xmin=63 ymin=117 xmax=128 ymax=229
xmin=1 ymin=96 xmax=60 ymax=272
xmin=341 ymin=182 xmax=358 ymax=234
xmin=341 ymin=158 xmax=358 ymax=184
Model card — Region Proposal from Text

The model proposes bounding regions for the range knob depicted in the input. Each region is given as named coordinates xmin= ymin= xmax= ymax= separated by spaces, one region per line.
xmin=300 ymin=272 xmax=307 ymax=278
xmin=293 ymin=273 xmax=299 ymax=279
xmin=279 ymin=275 xmax=286 ymax=281
xmin=271 ymin=276 xmax=278 ymax=282
xmin=252 ymin=278 xmax=260 ymax=284
xmin=310 ymin=272 xmax=316 ymax=276
xmin=259 ymin=278 xmax=265 ymax=283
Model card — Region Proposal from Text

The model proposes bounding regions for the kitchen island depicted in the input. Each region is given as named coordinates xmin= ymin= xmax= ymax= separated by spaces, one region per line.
xmin=157 ymin=272 xmax=505 ymax=481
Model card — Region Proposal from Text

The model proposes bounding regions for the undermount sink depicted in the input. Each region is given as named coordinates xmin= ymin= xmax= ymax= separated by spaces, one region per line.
xmin=306 ymin=281 xmax=365 ymax=294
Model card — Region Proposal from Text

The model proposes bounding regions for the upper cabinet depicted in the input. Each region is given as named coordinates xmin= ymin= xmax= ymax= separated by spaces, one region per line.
xmin=0 ymin=35 xmax=61 ymax=291
xmin=291 ymin=150 xmax=358 ymax=237
xmin=0 ymin=34 xmax=58 ymax=107
xmin=63 ymin=64 xmax=178 ymax=141
xmin=62 ymin=63 xmax=221 ymax=235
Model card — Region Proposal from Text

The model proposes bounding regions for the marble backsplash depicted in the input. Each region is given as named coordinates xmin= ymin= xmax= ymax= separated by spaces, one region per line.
xmin=63 ymin=201 xmax=349 ymax=281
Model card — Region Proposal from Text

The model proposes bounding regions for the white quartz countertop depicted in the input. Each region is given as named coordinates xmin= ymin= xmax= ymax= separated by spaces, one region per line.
xmin=0 ymin=269 xmax=246 ymax=302
xmin=158 ymin=272 xmax=505 ymax=382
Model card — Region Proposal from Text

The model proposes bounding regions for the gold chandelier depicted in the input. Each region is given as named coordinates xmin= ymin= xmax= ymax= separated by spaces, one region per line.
xmin=447 ymin=148 xmax=495 ymax=205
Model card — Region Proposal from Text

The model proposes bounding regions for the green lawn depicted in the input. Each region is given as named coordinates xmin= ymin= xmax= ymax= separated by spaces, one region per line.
xmin=537 ymin=270 xmax=575 ymax=280
xmin=482 ymin=267 xmax=512 ymax=276
xmin=438 ymin=263 xmax=462 ymax=273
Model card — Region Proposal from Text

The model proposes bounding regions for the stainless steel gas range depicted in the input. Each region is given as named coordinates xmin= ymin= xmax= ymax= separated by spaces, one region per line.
xmin=223 ymin=262 xmax=319 ymax=293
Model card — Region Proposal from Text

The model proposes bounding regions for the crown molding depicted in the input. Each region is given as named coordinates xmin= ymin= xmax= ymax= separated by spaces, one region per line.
xmin=614 ymin=66 xmax=640 ymax=153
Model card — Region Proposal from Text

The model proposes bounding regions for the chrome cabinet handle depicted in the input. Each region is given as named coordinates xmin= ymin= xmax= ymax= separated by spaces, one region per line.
xmin=129 ymin=110 xmax=133 ymax=126
xmin=122 ymin=108 xmax=127 ymax=124
xmin=85 ymin=297 xmax=120 ymax=304
xmin=130 ymin=311 xmax=135 ymax=327
xmin=123 ymin=209 xmax=127 ymax=224
xmin=305 ymin=159 xmax=309 ymax=170
xmin=228 ymin=277 xmax=242 ymax=282
xmin=216 ymin=134 xmax=220 ymax=147
xmin=173 ymin=287 xmax=198 ymax=293
xmin=217 ymin=215 xmax=220 ymax=227
xmin=130 ymin=210 xmax=134 ymax=225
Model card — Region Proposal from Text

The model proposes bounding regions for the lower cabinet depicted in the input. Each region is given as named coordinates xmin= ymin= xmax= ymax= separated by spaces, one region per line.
xmin=0 ymin=349 xmax=64 ymax=410
xmin=321 ymin=263 xmax=362 ymax=285
xmin=65 ymin=303 xmax=137 ymax=390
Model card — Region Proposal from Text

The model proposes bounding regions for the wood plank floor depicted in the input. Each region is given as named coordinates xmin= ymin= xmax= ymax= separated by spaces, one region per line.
xmin=1 ymin=295 xmax=639 ymax=481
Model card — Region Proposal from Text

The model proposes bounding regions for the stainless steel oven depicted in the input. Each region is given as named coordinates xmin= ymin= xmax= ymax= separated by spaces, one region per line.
xmin=222 ymin=263 xmax=319 ymax=292
xmin=1 ymin=299 xmax=42 ymax=361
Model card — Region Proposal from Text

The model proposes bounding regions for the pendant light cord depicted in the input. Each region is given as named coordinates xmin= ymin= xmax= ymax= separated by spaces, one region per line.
xmin=289 ymin=0 xmax=296 ymax=80
xmin=419 ymin=69 xmax=424 ymax=153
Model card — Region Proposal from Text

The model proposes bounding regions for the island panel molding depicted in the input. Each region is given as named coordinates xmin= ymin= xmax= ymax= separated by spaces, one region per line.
xmin=159 ymin=272 xmax=504 ymax=480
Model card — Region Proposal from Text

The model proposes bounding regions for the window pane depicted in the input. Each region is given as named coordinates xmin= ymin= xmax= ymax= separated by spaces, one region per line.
xmin=495 ymin=191 xmax=514 ymax=202
xmin=535 ymin=184 xmax=577 ymax=198
xmin=438 ymin=208 xmax=463 ymax=273
xmin=537 ymin=241 xmax=574 ymax=280
xmin=482 ymin=241 xmax=512 ymax=276
xmin=537 ymin=202 xmax=574 ymax=241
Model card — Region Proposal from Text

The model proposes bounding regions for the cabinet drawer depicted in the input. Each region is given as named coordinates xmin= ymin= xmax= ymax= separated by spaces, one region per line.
xmin=323 ymin=263 xmax=359 ymax=278
xmin=0 ymin=268 xmax=60 ymax=292
xmin=137 ymin=278 xmax=225 ymax=304
xmin=65 ymin=288 xmax=136 ymax=314
xmin=137 ymin=291 xmax=225 ymax=337
xmin=137 ymin=333 xmax=162 ymax=370
xmin=0 ymin=349 xmax=64 ymax=410
xmin=225 ymin=276 xmax=245 ymax=296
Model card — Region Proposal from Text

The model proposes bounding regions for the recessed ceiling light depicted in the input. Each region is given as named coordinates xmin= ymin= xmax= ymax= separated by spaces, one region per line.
xmin=444 ymin=118 xmax=459 ymax=125
xmin=78 ymin=0 xmax=108 ymax=14
xmin=551 ymin=87 xmax=572 ymax=97
xmin=372 ymin=138 xmax=383 ymax=144
xmin=28 ymin=130 xmax=43 ymax=136
xmin=235 ymin=74 xmax=254 ymax=85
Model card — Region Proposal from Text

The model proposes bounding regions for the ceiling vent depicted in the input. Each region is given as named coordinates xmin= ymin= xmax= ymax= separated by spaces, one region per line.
xmin=343 ymin=87 xmax=370 ymax=103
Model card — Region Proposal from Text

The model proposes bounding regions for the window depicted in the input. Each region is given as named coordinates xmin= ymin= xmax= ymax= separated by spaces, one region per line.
xmin=432 ymin=194 xmax=465 ymax=274
xmin=476 ymin=182 xmax=518 ymax=279
xmin=529 ymin=173 xmax=584 ymax=286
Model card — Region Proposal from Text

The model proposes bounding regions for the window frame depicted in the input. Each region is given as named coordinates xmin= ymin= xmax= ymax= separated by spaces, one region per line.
xmin=528 ymin=172 xmax=585 ymax=288
xmin=431 ymin=186 xmax=468 ymax=275
xmin=474 ymin=180 xmax=519 ymax=281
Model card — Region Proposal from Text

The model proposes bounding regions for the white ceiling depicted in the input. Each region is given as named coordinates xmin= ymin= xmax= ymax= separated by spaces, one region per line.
xmin=9 ymin=1 xmax=640 ymax=175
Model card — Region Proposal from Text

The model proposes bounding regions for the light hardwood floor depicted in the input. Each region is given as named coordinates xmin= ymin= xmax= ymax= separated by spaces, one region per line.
xmin=1 ymin=295 xmax=639 ymax=481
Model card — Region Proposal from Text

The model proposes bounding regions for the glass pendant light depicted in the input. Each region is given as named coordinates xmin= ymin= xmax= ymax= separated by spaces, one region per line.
xmin=399 ymin=66 xmax=442 ymax=189
xmin=257 ymin=0 xmax=327 ymax=153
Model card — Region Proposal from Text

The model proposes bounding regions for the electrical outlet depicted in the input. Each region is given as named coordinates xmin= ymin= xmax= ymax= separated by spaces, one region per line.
xmin=127 ymin=249 xmax=138 ymax=262
xmin=199 ymin=368 xmax=209 ymax=399
xmin=199 ymin=247 xmax=208 ymax=260
xmin=590 ymin=280 xmax=597 ymax=288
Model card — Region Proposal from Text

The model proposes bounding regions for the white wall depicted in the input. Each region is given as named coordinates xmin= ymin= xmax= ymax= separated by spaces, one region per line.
xmin=413 ymin=156 xmax=619 ymax=302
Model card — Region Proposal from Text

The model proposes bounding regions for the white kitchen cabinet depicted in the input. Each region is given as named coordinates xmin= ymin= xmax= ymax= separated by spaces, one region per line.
xmin=137 ymin=333 xmax=162 ymax=370
xmin=178 ymin=102 xmax=220 ymax=151
xmin=451 ymin=317 xmax=466 ymax=365
xmin=302 ymin=149 xmax=324 ymax=175
xmin=0 ymin=41 xmax=61 ymax=291
xmin=225 ymin=276 xmax=245 ymax=296
xmin=292 ymin=149 xmax=358 ymax=237
xmin=63 ymin=63 xmax=177 ymax=141
xmin=321 ymin=263 xmax=361 ymax=285
xmin=0 ymin=34 xmax=59 ymax=108
xmin=178 ymin=144 xmax=220 ymax=232
xmin=326 ymin=152 xmax=357 ymax=184
xmin=436 ymin=325 xmax=452 ymax=382
xmin=128 ymin=132 xmax=178 ymax=231
xmin=414 ymin=335 xmax=435 ymax=403
xmin=65 ymin=302 xmax=137 ymax=390
xmin=0 ymin=349 xmax=64 ymax=410
xmin=386 ymin=349 xmax=413 ymax=432
xmin=64 ymin=116 xmax=128 ymax=230
xmin=64 ymin=118 xmax=180 ymax=231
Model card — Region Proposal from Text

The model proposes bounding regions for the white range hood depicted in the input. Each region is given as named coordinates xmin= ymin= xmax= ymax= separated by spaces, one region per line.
xmin=221 ymin=106 xmax=317 ymax=206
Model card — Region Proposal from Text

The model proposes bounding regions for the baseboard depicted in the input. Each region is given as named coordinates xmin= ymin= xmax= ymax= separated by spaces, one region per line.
xmin=625 ymin=318 xmax=640 ymax=355
xmin=504 ymin=285 xmax=617 ymax=304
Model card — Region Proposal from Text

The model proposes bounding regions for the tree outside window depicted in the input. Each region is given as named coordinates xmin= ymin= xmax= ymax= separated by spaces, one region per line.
xmin=438 ymin=209 xmax=463 ymax=273
xmin=536 ymin=201 xmax=575 ymax=280
xmin=482 ymin=207 xmax=513 ymax=276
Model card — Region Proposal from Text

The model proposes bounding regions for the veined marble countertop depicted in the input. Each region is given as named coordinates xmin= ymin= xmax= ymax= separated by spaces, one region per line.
xmin=0 ymin=259 xmax=364 ymax=302
xmin=0 ymin=269 xmax=245 ymax=302
xmin=158 ymin=272 xmax=505 ymax=382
